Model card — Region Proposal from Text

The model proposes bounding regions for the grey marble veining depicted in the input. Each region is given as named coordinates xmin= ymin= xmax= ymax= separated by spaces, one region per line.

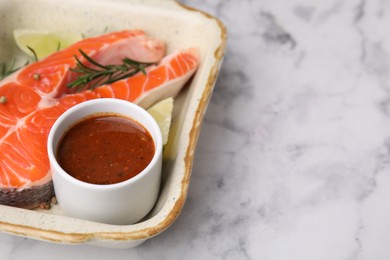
xmin=2 ymin=0 xmax=390 ymax=259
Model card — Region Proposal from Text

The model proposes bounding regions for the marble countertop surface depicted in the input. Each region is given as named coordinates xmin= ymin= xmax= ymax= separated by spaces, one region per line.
xmin=2 ymin=0 xmax=390 ymax=259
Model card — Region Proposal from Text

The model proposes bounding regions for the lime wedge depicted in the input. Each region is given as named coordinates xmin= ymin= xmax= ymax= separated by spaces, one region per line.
xmin=147 ymin=97 xmax=174 ymax=145
xmin=13 ymin=29 xmax=83 ymax=60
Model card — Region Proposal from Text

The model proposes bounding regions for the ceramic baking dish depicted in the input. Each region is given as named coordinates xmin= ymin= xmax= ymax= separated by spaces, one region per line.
xmin=0 ymin=0 xmax=226 ymax=248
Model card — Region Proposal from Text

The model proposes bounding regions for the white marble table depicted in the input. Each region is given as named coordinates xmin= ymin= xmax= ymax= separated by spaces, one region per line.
xmin=2 ymin=0 xmax=390 ymax=259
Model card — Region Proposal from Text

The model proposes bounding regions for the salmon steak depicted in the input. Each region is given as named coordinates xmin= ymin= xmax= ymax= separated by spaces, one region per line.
xmin=0 ymin=30 xmax=199 ymax=208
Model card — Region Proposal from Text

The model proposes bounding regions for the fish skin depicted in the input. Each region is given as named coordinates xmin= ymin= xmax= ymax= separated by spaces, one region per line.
xmin=0 ymin=30 xmax=198 ymax=208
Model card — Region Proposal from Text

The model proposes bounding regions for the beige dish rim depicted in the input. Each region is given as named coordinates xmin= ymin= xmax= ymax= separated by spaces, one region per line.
xmin=0 ymin=1 xmax=227 ymax=244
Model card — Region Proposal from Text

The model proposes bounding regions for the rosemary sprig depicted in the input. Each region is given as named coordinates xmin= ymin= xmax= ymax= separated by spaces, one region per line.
xmin=67 ymin=49 xmax=155 ymax=92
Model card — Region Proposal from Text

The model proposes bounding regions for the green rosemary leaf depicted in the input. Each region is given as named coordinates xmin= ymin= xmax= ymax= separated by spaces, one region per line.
xmin=139 ymin=64 xmax=147 ymax=75
xmin=73 ymin=55 xmax=101 ymax=73
xmin=27 ymin=46 xmax=38 ymax=62
xmin=78 ymin=49 xmax=109 ymax=70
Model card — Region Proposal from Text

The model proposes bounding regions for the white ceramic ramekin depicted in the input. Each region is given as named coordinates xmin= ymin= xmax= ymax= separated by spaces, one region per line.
xmin=47 ymin=98 xmax=163 ymax=225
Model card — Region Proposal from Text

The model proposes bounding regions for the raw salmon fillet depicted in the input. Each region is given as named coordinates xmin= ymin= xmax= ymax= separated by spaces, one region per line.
xmin=0 ymin=30 xmax=198 ymax=208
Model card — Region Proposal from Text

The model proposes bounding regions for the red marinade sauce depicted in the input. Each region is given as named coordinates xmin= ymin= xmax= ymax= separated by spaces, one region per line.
xmin=56 ymin=113 xmax=155 ymax=185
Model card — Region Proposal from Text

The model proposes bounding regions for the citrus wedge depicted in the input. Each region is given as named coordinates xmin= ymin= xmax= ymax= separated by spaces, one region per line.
xmin=147 ymin=97 xmax=174 ymax=145
xmin=13 ymin=29 xmax=83 ymax=60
